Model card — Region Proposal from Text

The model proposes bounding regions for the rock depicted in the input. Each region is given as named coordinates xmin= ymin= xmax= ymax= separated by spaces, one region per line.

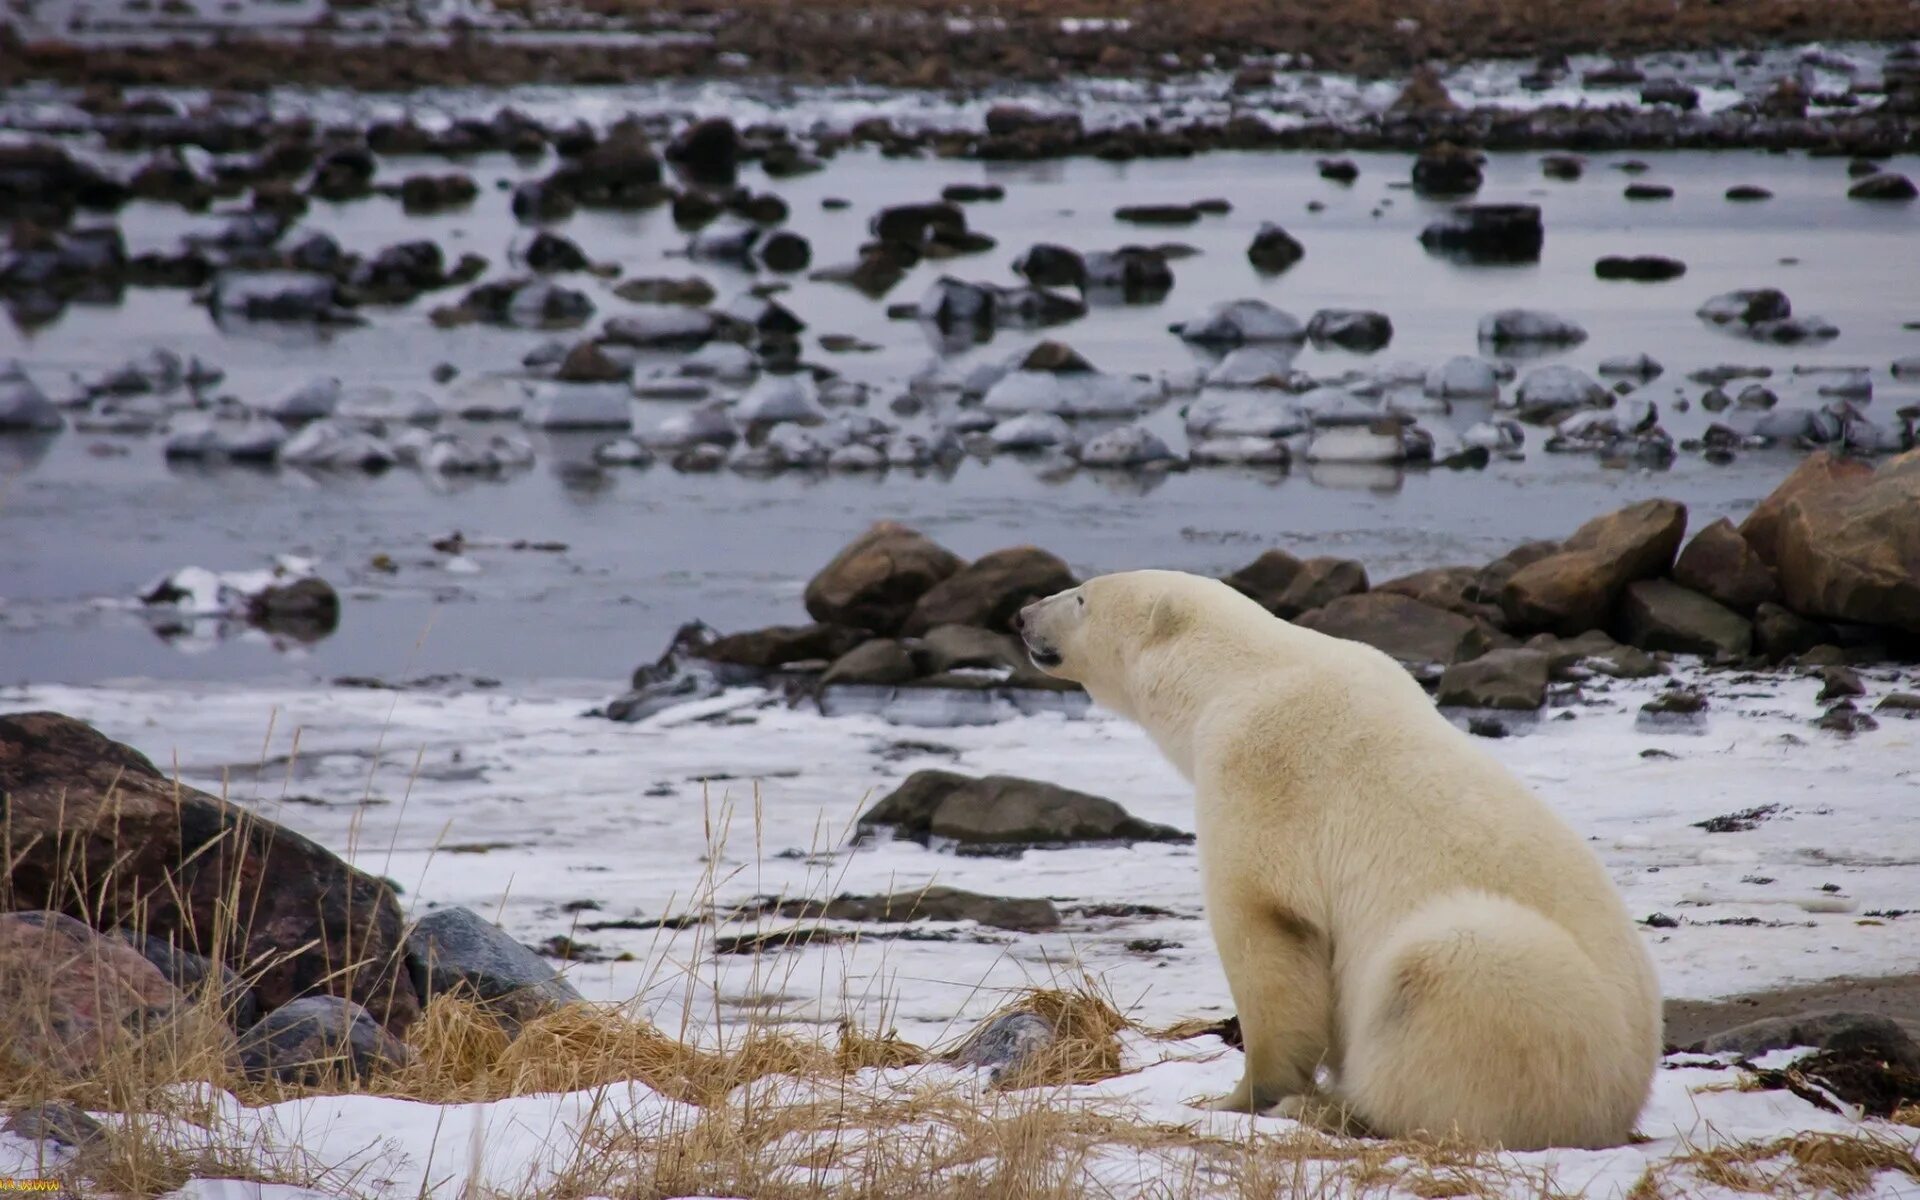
xmin=1478 ymin=309 xmax=1587 ymax=348
xmin=1417 ymin=205 xmax=1543 ymax=263
xmin=1848 ymin=173 xmax=1918 ymax=201
xmin=1640 ymin=78 xmax=1700 ymax=109
xmin=1074 ymin=424 xmax=1179 ymax=468
xmin=1390 ymin=65 xmax=1458 ymax=114
xmin=612 ymin=276 xmax=715 ymax=306
xmin=1203 ymin=349 xmax=1305 ymax=390
xmin=916 ymin=277 xmax=1085 ymax=331
xmin=209 ymin=270 xmax=353 ymax=324
xmin=1500 ymin=500 xmax=1688 ymax=635
xmin=0 ymin=911 xmax=206 ymax=1076
xmin=1185 ymin=392 xmax=1307 ymax=439
xmin=872 ymin=202 xmax=968 ymax=247
xmin=515 ymin=230 xmax=590 ymax=273
xmin=1513 ymin=366 xmax=1607 ymax=422
xmin=1698 ymin=288 xmax=1791 ymax=326
xmin=701 ymin=623 xmax=867 ymax=670
xmin=1170 ymin=299 xmax=1306 ymax=345
xmin=1258 ymin=555 xmax=1369 ymax=619
xmin=1641 ymin=688 xmax=1707 ymax=717
xmin=1424 ymin=356 xmax=1501 ymax=400
xmin=950 ymin=1011 xmax=1057 ymax=1082
xmin=1114 ymin=203 xmax=1201 ymax=225
xmin=1697 ymin=1010 xmax=1920 ymax=1071
xmin=856 ymin=770 xmax=1190 ymax=848
xmin=0 ymin=361 xmax=63 ymax=430
xmin=1772 ymin=451 xmax=1920 ymax=634
xmin=523 ymin=385 xmax=632 ymax=430
xmin=1875 ymin=693 xmax=1920 ymax=718
xmin=774 ymin=886 xmax=1059 ymax=932
xmin=821 ymin=639 xmax=922 ymax=686
xmin=1815 ymin=700 xmax=1878 ymax=734
xmin=666 ymin=117 xmax=742 ymax=181
xmin=548 ymin=118 xmax=665 ymax=206
xmin=1294 ymin=592 xmax=1498 ymax=666
xmin=980 ymin=369 xmax=1160 ymax=418
xmin=0 ymin=712 xmax=420 ymax=1032
xmin=1412 ymin=143 xmax=1483 ymax=196
xmin=1739 ymin=451 xmax=1877 ymax=565
xmin=1726 ymin=185 xmax=1773 ymax=201
xmin=1816 ymin=665 xmax=1866 ymax=703
xmin=1615 ymin=580 xmax=1753 ymax=659
xmin=1247 ymin=223 xmax=1304 ymax=273
xmin=1624 ymin=183 xmax=1674 ymax=200
xmin=1597 ymin=354 xmax=1664 ymax=381
xmin=1596 ymin=255 xmax=1686 ymax=282
xmin=1436 ymin=648 xmax=1550 ymax=709
xmin=805 ymin=522 xmax=965 ymax=635
xmin=1189 ymin=436 xmax=1292 ymax=466
xmin=736 ymin=374 xmax=826 ymax=426
xmin=1376 ymin=566 xmax=1505 ymax=627
xmin=1318 ymin=158 xmax=1359 ymax=182
xmin=1013 ymin=243 xmax=1087 ymax=289
xmin=905 ymin=547 xmax=1076 ymax=636
xmin=1673 ymin=519 xmax=1778 ymax=614
xmin=1541 ymin=155 xmax=1583 ymax=180
xmin=1307 ymin=309 xmax=1393 ymax=352
xmin=2 ymin=1101 xmax=105 ymax=1151
xmin=237 ymin=997 xmax=412 ymax=1084
xmin=601 ymin=305 xmax=719 ymax=348
xmin=406 ymin=906 xmax=583 ymax=1026
xmin=1305 ymin=422 xmax=1409 ymax=464
xmin=1082 ymin=246 xmax=1172 ymax=298
xmin=554 ymin=341 xmax=630 ymax=384
xmin=989 ymin=412 xmax=1074 ymax=450
xmin=1752 ymin=602 xmax=1835 ymax=661
xmin=757 ymin=231 xmax=812 ymax=273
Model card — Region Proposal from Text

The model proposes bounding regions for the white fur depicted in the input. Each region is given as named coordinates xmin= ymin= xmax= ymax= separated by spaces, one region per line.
xmin=1015 ymin=570 xmax=1661 ymax=1150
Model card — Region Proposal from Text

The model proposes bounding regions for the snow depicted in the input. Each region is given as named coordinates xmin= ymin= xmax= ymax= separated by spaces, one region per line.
xmin=3 ymin=664 xmax=1919 ymax=1197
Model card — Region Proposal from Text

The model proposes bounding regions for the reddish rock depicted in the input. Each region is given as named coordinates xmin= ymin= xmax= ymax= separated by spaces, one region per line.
xmin=1773 ymin=451 xmax=1920 ymax=635
xmin=1738 ymin=450 xmax=1875 ymax=566
xmin=1295 ymin=592 xmax=1501 ymax=665
xmin=904 ymin=546 xmax=1075 ymax=635
xmin=1672 ymin=518 xmax=1778 ymax=615
xmin=0 ymin=713 xmax=419 ymax=1033
xmin=804 ymin=522 xmax=965 ymax=635
xmin=1500 ymin=500 xmax=1687 ymax=635
xmin=1376 ymin=565 xmax=1507 ymax=627
xmin=701 ymin=623 xmax=867 ymax=670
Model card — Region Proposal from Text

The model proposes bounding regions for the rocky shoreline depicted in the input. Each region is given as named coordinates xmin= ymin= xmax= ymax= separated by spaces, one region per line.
xmin=610 ymin=451 xmax=1920 ymax=727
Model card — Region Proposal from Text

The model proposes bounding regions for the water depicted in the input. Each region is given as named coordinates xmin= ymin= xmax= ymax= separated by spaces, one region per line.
xmin=3 ymin=142 xmax=1917 ymax=686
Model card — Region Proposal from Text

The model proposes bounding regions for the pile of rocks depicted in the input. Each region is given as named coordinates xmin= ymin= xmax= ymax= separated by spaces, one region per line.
xmin=0 ymin=712 xmax=586 ymax=1086
xmin=613 ymin=450 xmax=1919 ymax=723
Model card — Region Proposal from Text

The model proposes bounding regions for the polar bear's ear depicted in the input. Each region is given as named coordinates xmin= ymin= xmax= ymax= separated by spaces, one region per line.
xmin=1146 ymin=592 xmax=1189 ymax=642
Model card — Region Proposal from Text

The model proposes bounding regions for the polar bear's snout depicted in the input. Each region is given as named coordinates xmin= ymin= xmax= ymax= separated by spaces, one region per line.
xmin=1015 ymin=592 xmax=1072 ymax=671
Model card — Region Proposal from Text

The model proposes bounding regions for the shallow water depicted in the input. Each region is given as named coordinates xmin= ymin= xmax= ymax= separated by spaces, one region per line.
xmin=2 ymin=143 xmax=1918 ymax=685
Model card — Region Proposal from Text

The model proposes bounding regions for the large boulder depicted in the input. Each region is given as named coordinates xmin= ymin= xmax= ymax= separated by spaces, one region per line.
xmin=1294 ymin=593 xmax=1499 ymax=666
xmin=1376 ymin=566 xmax=1506 ymax=628
xmin=236 ymin=996 xmax=412 ymax=1085
xmin=821 ymin=639 xmax=923 ymax=686
xmin=1436 ymin=649 xmax=1550 ymax=710
xmin=0 ymin=712 xmax=420 ymax=1033
xmin=0 ymin=910 xmax=210 ymax=1076
xmin=805 ymin=523 xmax=965 ymax=635
xmin=1772 ymin=452 xmax=1920 ymax=634
xmin=1696 ymin=1010 xmax=1920 ymax=1072
xmin=1500 ymin=500 xmax=1688 ymax=635
xmin=1227 ymin=554 xmax=1369 ymax=619
xmin=1614 ymin=580 xmax=1753 ymax=659
xmin=1738 ymin=451 xmax=1876 ymax=565
xmin=903 ymin=546 xmax=1076 ymax=636
xmin=857 ymin=770 xmax=1190 ymax=848
xmin=1672 ymin=518 xmax=1778 ymax=614
xmin=406 ymin=906 xmax=583 ymax=1026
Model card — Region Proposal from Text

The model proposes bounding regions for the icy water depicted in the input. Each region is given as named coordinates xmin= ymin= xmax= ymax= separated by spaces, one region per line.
xmin=3 ymin=145 xmax=1918 ymax=685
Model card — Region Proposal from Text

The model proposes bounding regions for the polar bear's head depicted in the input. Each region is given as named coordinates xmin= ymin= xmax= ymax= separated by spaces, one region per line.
xmin=1014 ymin=569 xmax=1223 ymax=692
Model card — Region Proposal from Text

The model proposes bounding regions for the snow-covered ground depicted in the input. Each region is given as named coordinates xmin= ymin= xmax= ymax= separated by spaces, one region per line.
xmin=3 ymin=666 xmax=1919 ymax=1197
xmin=6 ymin=665 xmax=1919 ymax=1044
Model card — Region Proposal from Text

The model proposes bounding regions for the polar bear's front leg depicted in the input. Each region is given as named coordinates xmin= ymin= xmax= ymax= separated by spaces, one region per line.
xmin=1201 ymin=896 xmax=1333 ymax=1113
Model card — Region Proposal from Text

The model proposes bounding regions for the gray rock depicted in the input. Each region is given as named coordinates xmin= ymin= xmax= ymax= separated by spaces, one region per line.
xmin=0 ymin=361 xmax=63 ymax=431
xmin=1436 ymin=649 xmax=1550 ymax=710
xmin=1477 ymin=309 xmax=1587 ymax=347
xmin=1514 ymin=366 xmax=1608 ymax=422
xmin=950 ymin=1011 xmax=1057 ymax=1082
xmin=774 ymin=886 xmax=1059 ymax=932
xmin=1307 ymin=309 xmax=1393 ymax=352
xmin=1424 ymin=355 xmax=1502 ymax=400
xmin=1697 ymin=1010 xmax=1920 ymax=1070
xmin=3 ymin=1101 xmax=105 ymax=1151
xmin=822 ymin=639 xmax=922 ymax=686
xmin=1697 ymin=288 xmax=1791 ymax=326
xmin=117 ymin=929 xmax=259 ymax=1030
xmin=237 ymin=996 xmax=413 ymax=1084
xmin=1074 ymin=424 xmax=1179 ymax=468
xmin=407 ymin=906 xmax=583 ymax=1026
xmin=980 ymin=370 xmax=1161 ymax=418
xmin=1170 ymin=299 xmax=1306 ymax=346
xmin=1184 ymin=391 xmax=1307 ymax=439
xmin=1616 ymin=580 xmax=1753 ymax=659
xmin=857 ymin=769 xmax=1191 ymax=848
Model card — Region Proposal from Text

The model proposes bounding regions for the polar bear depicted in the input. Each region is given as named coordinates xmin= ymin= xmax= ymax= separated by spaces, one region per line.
xmin=1014 ymin=570 xmax=1660 ymax=1150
